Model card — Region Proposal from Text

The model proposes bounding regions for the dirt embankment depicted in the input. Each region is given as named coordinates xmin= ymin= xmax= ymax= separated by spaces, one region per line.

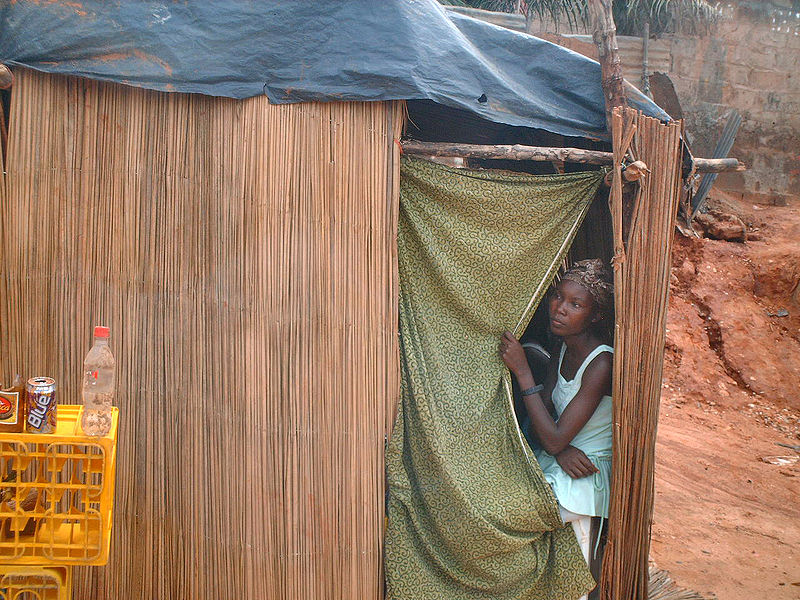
xmin=650 ymin=193 xmax=800 ymax=600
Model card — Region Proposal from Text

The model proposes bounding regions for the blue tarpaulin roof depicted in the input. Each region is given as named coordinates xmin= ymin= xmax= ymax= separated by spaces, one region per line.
xmin=0 ymin=0 xmax=669 ymax=140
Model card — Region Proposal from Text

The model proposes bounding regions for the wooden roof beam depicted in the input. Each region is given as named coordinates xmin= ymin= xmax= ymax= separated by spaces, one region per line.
xmin=400 ymin=141 xmax=745 ymax=173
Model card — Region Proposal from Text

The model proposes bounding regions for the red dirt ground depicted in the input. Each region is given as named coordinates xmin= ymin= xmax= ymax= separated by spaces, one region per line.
xmin=650 ymin=191 xmax=800 ymax=599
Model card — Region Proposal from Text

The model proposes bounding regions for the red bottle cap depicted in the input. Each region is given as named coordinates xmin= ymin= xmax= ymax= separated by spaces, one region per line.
xmin=94 ymin=326 xmax=110 ymax=338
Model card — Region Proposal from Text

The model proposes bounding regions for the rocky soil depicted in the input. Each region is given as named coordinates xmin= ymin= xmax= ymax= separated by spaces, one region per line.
xmin=650 ymin=192 xmax=800 ymax=599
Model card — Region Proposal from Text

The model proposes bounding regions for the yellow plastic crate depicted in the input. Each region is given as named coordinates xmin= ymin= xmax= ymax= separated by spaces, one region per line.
xmin=0 ymin=405 xmax=118 ymax=565
xmin=0 ymin=566 xmax=71 ymax=600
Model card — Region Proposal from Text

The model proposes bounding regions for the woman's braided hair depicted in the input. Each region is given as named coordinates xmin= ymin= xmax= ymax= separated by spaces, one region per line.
xmin=561 ymin=259 xmax=614 ymax=317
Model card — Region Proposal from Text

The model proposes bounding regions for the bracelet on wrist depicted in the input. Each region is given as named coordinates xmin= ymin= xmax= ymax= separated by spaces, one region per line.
xmin=521 ymin=384 xmax=544 ymax=396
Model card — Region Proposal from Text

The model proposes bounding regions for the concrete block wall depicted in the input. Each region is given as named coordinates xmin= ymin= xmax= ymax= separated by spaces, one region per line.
xmin=667 ymin=3 xmax=800 ymax=204
xmin=525 ymin=2 xmax=800 ymax=204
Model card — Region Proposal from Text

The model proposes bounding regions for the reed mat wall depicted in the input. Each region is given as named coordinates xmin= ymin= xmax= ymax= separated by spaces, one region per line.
xmin=600 ymin=107 xmax=684 ymax=600
xmin=0 ymin=68 xmax=402 ymax=599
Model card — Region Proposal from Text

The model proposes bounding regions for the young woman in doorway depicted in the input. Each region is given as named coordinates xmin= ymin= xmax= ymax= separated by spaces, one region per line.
xmin=499 ymin=259 xmax=614 ymax=599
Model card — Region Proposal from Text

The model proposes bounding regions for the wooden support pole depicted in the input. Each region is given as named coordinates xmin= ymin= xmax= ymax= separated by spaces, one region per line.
xmin=400 ymin=141 xmax=744 ymax=173
xmin=587 ymin=0 xmax=627 ymax=126
xmin=641 ymin=22 xmax=651 ymax=97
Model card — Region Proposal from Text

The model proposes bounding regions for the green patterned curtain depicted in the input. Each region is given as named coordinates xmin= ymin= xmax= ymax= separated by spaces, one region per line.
xmin=386 ymin=157 xmax=604 ymax=600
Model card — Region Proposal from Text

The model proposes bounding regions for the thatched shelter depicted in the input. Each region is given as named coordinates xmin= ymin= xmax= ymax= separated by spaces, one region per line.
xmin=0 ymin=1 xmax=689 ymax=599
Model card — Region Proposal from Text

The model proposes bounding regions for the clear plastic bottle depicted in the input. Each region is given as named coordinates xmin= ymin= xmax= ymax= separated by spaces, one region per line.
xmin=81 ymin=326 xmax=115 ymax=437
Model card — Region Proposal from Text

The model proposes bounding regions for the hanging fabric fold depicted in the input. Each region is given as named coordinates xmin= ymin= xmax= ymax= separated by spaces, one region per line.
xmin=386 ymin=156 xmax=604 ymax=600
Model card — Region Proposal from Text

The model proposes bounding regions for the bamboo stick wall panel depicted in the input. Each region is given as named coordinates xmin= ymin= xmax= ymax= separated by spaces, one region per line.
xmin=600 ymin=108 xmax=683 ymax=600
xmin=0 ymin=68 xmax=402 ymax=600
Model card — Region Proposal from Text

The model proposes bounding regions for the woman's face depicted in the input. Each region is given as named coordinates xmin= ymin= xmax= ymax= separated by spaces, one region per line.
xmin=548 ymin=279 xmax=598 ymax=337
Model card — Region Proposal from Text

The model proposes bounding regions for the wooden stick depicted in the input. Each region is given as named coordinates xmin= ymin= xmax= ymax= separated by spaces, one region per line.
xmin=692 ymin=157 xmax=746 ymax=172
xmin=401 ymin=141 xmax=614 ymax=164
xmin=401 ymin=141 xmax=742 ymax=173
xmin=641 ymin=22 xmax=651 ymax=97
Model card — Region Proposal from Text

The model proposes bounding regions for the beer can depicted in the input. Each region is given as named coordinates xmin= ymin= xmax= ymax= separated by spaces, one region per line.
xmin=26 ymin=377 xmax=57 ymax=434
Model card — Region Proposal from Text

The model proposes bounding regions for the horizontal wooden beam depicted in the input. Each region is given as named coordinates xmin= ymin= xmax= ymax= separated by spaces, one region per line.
xmin=401 ymin=140 xmax=614 ymax=165
xmin=691 ymin=157 xmax=746 ymax=173
xmin=400 ymin=140 xmax=745 ymax=173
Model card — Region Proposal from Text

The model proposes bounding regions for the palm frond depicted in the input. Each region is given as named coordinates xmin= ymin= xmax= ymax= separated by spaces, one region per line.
xmin=438 ymin=0 xmax=720 ymax=36
xmin=611 ymin=0 xmax=721 ymax=36
xmin=438 ymin=0 xmax=522 ymax=12
xmin=523 ymin=0 xmax=720 ymax=36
